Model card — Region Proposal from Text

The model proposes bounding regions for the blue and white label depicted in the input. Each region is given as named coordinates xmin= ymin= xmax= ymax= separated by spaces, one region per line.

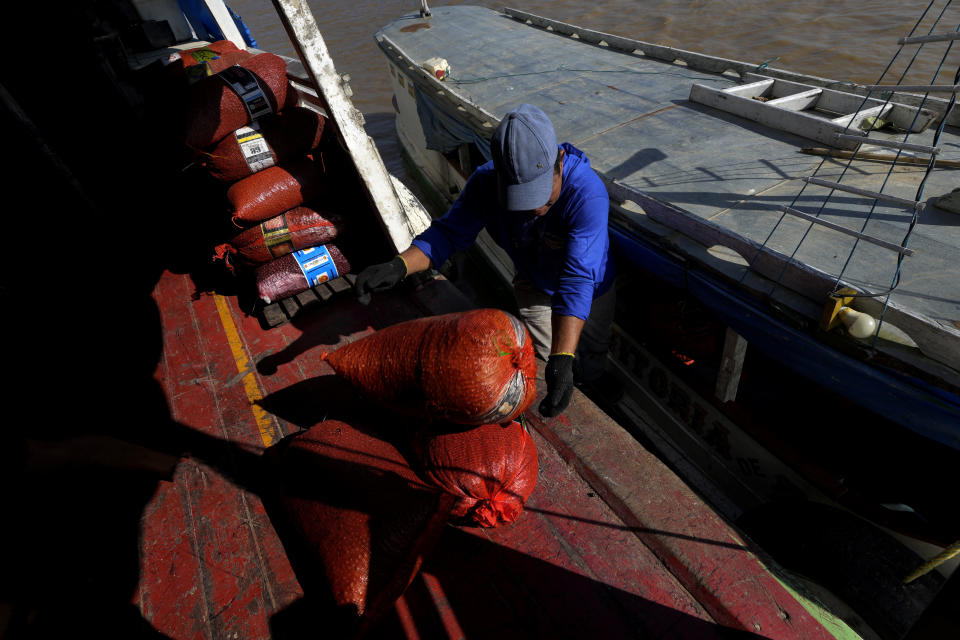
xmin=293 ymin=246 xmax=339 ymax=286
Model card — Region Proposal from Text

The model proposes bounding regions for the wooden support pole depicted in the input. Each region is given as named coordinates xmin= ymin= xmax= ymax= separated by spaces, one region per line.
xmin=715 ymin=327 xmax=748 ymax=403
xmin=269 ymin=0 xmax=429 ymax=253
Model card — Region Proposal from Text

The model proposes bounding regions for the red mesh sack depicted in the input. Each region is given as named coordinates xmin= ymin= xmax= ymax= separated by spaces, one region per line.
xmin=217 ymin=206 xmax=347 ymax=266
xmin=321 ymin=309 xmax=537 ymax=425
xmin=184 ymin=52 xmax=296 ymax=148
xmin=204 ymin=107 xmax=330 ymax=182
xmin=272 ymin=421 xmax=454 ymax=633
xmin=416 ymin=420 xmax=539 ymax=527
xmin=228 ymin=156 xmax=329 ymax=225
xmin=255 ymin=244 xmax=351 ymax=303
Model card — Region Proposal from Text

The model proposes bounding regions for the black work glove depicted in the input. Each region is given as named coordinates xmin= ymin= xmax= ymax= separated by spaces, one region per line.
xmin=539 ymin=353 xmax=575 ymax=417
xmin=354 ymin=256 xmax=407 ymax=305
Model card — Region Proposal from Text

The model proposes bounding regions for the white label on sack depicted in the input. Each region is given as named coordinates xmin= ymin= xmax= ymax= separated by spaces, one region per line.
xmin=235 ymin=125 xmax=275 ymax=172
xmin=293 ymin=245 xmax=339 ymax=286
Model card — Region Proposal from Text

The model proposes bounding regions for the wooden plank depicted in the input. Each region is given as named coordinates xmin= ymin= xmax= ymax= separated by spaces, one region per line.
xmin=715 ymin=327 xmax=748 ymax=403
xmin=313 ymin=282 xmax=333 ymax=300
xmin=766 ymin=88 xmax=822 ymax=111
xmin=866 ymin=84 xmax=960 ymax=93
xmin=742 ymin=73 xmax=934 ymax=133
xmin=270 ymin=0 xmax=425 ymax=254
xmin=326 ymin=276 xmax=351 ymax=293
xmin=802 ymin=177 xmax=921 ymax=210
xmin=280 ymin=296 xmax=300 ymax=318
xmin=834 ymin=135 xmax=940 ymax=155
xmin=261 ymin=303 xmax=288 ymax=328
xmin=831 ymin=104 xmax=892 ymax=130
xmin=201 ymin=0 xmax=247 ymax=48
xmin=295 ymin=288 xmax=318 ymax=306
xmin=689 ymin=83 xmax=864 ymax=149
xmin=800 ymin=147 xmax=960 ymax=167
xmin=723 ymin=78 xmax=774 ymax=97
xmin=780 ymin=206 xmax=915 ymax=256
xmin=899 ymin=32 xmax=960 ymax=45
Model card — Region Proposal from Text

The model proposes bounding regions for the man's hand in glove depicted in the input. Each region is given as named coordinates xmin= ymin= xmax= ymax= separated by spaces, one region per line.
xmin=353 ymin=256 xmax=407 ymax=305
xmin=539 ymin=353 xmax=575 ymax=417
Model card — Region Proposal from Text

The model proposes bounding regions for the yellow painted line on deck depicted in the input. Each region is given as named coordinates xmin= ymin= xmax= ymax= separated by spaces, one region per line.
xmin=214 ymin=294 xmax=278 ymax=447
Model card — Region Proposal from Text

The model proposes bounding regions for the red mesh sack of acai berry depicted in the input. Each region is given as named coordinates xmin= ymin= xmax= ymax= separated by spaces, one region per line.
xmin=320 ymin=309 xmax=537 ymax=425
xmin=228 ymin=156 xmax=329 ymax=225
xmin=416 ymin=420 xmax=539 ymax=527
xmin=255 ymin=244 xmax=351 ymax=304
xmin=217 ymin=206 xmax=347 ymax=266
xmin=204 ymin=107 xmax=330 ymax=182
xmin=269 ymin=420 xmax=454 ymax=635
xmin=184 ymin=52 xmax=296 ymax=148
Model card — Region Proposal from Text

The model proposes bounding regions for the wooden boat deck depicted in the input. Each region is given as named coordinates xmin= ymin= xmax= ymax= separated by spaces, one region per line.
xmin=5 ymin=266 xmax=851 ymax=638
xmin=376 ymin=5 xmax=960 ymax=377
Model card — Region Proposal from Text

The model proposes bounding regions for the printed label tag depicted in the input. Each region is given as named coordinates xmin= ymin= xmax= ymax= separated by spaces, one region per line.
xmin=292 ymin=246 xmax=339 ymax=286
xmin=261 ymin=213 xmax=293 ymax=258
xmin=217 ymin=65 xmax=273 ymax=121
xmin=235 ymin=125 xmax=275 ymax=172
xmin=188 ymin=48 xmax=219 ymax=63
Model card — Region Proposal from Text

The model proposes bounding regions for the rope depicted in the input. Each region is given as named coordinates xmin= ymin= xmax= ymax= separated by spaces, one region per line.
xmin=736 ymin=0 xmax=953 ymax=338
xmin=755 ymin=56 xmax=780 ymax=72
xmin=903 ymin=539 xmax=960 ymax=583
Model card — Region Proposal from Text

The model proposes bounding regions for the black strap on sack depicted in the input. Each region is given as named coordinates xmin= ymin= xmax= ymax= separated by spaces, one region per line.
xmin=217 ymin=65 xmax=274 ymax=121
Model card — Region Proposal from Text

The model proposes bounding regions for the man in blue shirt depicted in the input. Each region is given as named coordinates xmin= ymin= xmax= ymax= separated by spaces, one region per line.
xmin=355 ymin=104 xmax=617 ymax=418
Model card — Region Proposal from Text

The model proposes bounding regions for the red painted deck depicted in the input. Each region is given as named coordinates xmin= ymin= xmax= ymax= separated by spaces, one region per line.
xmin=20 ymin=264 xmax=830 ymax=639
xmin=2 ymin=252 xmax=844 ymax=638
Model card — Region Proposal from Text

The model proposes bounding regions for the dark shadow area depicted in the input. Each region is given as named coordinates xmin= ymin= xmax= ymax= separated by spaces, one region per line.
xmin=0 ymin=4 xmax=270 ymax=637
xmin=257 ymin=426 xmax=452 ymax=639
xmin=606 ymin=147 xmax=668 ymax=181
xmin=248 ymin=423 xmax=766 ymax=640
xmin=253 ymin=282 xmax=429 ymax=376
xmin=737 ymin=499 xmax=945 ymax=640
xmin=363 ymin=527 xmax=767 ymax=640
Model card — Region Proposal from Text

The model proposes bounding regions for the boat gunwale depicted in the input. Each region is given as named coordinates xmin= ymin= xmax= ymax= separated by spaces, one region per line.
xmin=502 ymin=7 xmax=958 ymax=127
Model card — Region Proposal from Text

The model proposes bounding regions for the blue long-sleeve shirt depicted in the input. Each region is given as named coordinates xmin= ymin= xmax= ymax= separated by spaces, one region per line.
xmin=412 ymin=143 xmax=615 ymax=320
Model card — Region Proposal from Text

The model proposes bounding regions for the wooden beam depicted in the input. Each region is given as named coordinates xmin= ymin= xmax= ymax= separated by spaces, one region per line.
xmin=715 ymin=327 xmax=748 ymax=403
xmin=802 ymin=177 xmax=921 ymax=210
xmin=899 ymin=32 xmax=960 ymax=45
xmin=202 ymin=0 xmax=247 ymax=48
xmin=766 ymin=88 xmax=822 ymax=111
xmin=270 ymin=0 xmax=429 ymax=253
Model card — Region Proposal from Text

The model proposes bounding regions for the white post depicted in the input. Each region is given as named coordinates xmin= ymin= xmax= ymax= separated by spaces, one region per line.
xmin=270 ymin=0 xmax=426 ymax=254
xmin=202 ymin=0 xmax=247 ymax=48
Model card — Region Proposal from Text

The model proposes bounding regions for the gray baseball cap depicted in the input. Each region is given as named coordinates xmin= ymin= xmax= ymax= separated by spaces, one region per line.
xmin=491 ymin=104 xmax=558 ymax=211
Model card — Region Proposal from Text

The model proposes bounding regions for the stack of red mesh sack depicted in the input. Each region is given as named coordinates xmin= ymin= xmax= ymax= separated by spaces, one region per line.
xmin=172 ymin=41 xmax=354 ymax=304
xmin=265 ymin=308 xmax=541 ymax=633
xmin=321 ymin=308 xmax=542 ymax=527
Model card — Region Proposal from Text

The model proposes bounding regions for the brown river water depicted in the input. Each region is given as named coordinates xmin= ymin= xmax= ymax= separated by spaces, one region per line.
xmin=228 ymin=1 xmax=960 ymax=182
